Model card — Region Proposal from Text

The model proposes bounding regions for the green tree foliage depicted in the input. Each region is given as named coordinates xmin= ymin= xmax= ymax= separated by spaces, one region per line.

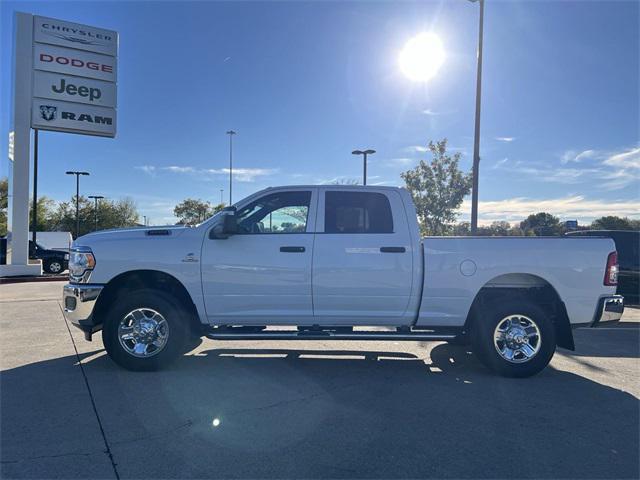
xmin=590 ymin=216 xmax=640 ymax=231
xmin=29 ymin=196 xmax=56 ymax=232
xmin=212 ymin=203 xmax=226 ymax=215
xmin=174 ymin=198 xmax=215 ymax=225
xmin=1 ymin=183 xmax=139 ymax=238
xmin=401 ymin=139 xmax=473 ymax=235
xmin=48 ymin=196 xmax=139 ymax=237
xmin=0 ymin=177 xmax=7 ymax=236
xmin=520 ymin=212 xmax=563 ymax=236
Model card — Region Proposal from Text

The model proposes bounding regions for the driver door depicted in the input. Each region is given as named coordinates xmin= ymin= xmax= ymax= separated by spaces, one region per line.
xmin=201 ymin=188 xmax=317 ymax=325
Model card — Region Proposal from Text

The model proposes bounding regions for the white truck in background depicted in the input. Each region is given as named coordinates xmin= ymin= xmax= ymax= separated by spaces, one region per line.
xmin=62 ymin=185 xmax=624 ymax=377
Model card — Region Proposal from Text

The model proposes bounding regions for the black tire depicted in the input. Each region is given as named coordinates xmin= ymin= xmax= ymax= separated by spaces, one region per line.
xmin=44 ymin=259 xmax=63 ymax=274
xmin=471 ymin=300 xmax=556 ymax=378
xmin=102 ymin=289 xmax=189 ymax=371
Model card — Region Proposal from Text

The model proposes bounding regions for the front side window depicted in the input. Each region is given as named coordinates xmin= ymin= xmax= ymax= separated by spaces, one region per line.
xmin=235 ymin=191 xmax=311 ymax=234
xmin=324 ymin=191 xmax=393 ymax=234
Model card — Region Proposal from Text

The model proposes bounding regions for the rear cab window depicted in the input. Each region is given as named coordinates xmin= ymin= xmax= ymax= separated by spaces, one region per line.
xmin=324 ymin=191 xmax=393 ymax=233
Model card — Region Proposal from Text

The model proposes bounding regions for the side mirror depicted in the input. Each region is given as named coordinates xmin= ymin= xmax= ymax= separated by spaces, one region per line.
xmin=210 ymin=209 xmax=238 ymax=239
xmin=222 ymin=213 xmax=238 ymax=235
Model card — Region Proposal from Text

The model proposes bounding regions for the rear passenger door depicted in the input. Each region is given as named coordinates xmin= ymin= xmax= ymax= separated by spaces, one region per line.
xmin=312 ymin=189 xmax=414 ymax=324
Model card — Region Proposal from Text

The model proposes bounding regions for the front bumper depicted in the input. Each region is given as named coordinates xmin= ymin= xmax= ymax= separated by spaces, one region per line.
xmin=592 ymin=295 xmax=624 ymax=327
xmin=62 ymin=284 xmax=104 ymax=340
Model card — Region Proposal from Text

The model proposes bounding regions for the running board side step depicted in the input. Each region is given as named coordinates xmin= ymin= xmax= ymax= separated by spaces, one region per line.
xmin=205 ymin=329 xmax=458 ymax=341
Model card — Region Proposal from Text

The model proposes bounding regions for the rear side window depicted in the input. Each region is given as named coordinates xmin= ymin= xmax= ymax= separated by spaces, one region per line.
xmin=324 ymin=191 xmax=393 ymax=234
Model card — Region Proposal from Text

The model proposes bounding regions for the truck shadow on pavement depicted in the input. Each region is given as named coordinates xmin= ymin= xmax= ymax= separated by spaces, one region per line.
xmin=2 ymin=342 xmax=639 ymax=479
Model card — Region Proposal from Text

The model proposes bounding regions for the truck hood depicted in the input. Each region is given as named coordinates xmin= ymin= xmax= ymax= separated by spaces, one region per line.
xmin=73 ymin=225 xmax=191 ymax=247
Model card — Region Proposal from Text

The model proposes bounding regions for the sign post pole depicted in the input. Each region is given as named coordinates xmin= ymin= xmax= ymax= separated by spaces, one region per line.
xmin=32 ymin=129 xmax=38 ymax=246
xmin=2 ymin=12 xmax=41 ymax=276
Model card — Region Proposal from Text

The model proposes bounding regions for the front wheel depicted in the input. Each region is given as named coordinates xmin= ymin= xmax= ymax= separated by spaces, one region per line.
xmin=471 ymin=300 xmax=556 ymax=378
xmin=102 ymin=289 xmax=189 ymax=371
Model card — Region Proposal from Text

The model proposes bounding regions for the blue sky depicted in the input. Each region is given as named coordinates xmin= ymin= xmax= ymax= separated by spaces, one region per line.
xmin=1 ymin=0 xmax=638 ymax=225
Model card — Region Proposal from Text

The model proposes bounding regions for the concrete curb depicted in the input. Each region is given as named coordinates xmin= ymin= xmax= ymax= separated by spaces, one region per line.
xmin=0 ymin=275 xmax=68 ymax=284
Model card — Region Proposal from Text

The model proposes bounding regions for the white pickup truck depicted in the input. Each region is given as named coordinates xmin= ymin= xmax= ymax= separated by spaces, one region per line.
xmin=63 ymin=185 xmax=624 ymax=377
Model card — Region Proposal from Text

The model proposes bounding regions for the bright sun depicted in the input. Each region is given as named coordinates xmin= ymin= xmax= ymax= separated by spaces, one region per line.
xmin=399 ymin=32 xmax=445 ymax=82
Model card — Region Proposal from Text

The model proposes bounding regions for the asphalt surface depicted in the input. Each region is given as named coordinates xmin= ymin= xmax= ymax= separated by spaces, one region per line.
xmin=1 ymin=282 xmax=638 ymax=479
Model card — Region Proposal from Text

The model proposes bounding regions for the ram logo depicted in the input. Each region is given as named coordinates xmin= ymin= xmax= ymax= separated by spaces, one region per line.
xmin=40 ymin=105 xmax=57 ymax=121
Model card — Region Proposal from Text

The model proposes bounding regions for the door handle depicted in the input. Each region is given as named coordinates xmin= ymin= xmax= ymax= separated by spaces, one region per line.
xmin=280 ymin=246 xmax=306 ymax=253
xmin=380 ymin=246 xmax=406 ymax=253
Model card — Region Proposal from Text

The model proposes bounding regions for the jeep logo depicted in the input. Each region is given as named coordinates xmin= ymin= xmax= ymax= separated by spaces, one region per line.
xmin=51 ymin=78 xmax=101 ymax=102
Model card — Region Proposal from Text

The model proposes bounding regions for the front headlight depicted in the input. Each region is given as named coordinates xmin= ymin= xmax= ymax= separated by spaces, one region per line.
xmin=69 ymin=247 xmax=96 ymax=282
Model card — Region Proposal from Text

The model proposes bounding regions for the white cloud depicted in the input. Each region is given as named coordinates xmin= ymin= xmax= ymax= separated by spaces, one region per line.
xmin=163 ymin=166 xmax=195 ymax=173
xmin=492 ymin=158 xmax=509 ymax=169
xmin=561 ymin=149 xmax=596 ymax=164
xmin=386 ymin=157 xmax=415 ymax=167
xmin=202 ymin=168 xmax=278 ymax=182
xmin=404 ymin=145 xmax=429 ymax=153
xmin=138 ymin=165 xmax=278 ymax=182
xmin=495 ymin=137 xmax=515 ymax=143
xmin=495 ymin=145 xmax=639 ymax=191
xmin=135 ymin=165 xmax=156 ymax=175
xmin=459 ymin=195 xmax=640 ymax=225
xmin=603 ymin=146 xmax=640 ymax=170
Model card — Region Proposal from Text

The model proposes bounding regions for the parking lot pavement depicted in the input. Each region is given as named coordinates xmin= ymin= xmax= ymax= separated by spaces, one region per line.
xmin=1 ymin=282 xmax=638 ymax=479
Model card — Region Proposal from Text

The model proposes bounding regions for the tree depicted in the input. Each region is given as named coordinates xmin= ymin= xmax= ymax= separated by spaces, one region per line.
xmin=331 ymin=178 xmax=359 ymax=185
xmin=29 ymin=196 xmax=56 ymax=232
xmin=47 ymin=196 xmax=139 ymax=237
xmin=212 ymin=203 xmax=226 ymax=215
xmin=0 ymin=177 xmax=7 ymax=236
xmin=520 ymin=212 xmax=562 ymax=236
xmin=174 ymin=198 xmax=214 ymax=225
xmin=401 ymin=139 xmax=473 ymax=235
xmin=476 ymin=221 xmax=512 ymax=236
xmin=591 ymin=216 xmax=639 ymax=231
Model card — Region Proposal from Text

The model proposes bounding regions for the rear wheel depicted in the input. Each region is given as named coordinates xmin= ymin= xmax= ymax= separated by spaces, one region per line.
xmin=471 ymin=300 xmax=556 ymax=377
xmin=102 ymin=289 xmax=189 ymax=371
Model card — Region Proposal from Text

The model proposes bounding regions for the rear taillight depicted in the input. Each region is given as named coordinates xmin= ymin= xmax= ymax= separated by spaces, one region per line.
xmin=604 ymin=251 xmax=618 ymax=286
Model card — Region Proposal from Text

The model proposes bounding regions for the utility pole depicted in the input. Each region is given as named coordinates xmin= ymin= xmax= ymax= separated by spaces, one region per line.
xmin=351 ymin=149 xmax=376 ymax=185
xmin=469 ymin=0 xmax=485 ymax=234
xmin=88 ymin=195 xmax=104 ymax=231
xmin=220 ymin=189 xmax=224 ymax=205
xmin=226 ymin=130 xmax=236 ymax=204
xmin=65 ymin=171 xmax=90 ymax=238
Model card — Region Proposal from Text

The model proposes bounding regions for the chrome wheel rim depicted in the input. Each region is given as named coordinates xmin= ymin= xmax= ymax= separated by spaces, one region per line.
xmin=49 ymin=261 xmax=62 ymax=273
xmin=117 ymin=308 xmax=169 ymax=358
xmin=493 ymin=314 xmax=542 ymax=364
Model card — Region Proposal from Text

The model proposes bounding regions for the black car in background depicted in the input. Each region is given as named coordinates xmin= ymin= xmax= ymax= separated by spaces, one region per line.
xmin=29 ymin=240 xmax=68 ymax=274
xmin=566 ymin=230 xmax=639 ymax=304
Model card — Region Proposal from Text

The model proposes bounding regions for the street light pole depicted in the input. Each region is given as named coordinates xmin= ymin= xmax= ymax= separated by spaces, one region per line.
xmin=470 ymin=0 xmax=485 ymax=234
xmin=351 ymin=149 xmax=376 ymax=185
xmin=88 ymin=195 xmax=104 ymax=231
xmin=65 ymin=171 xmax=90 ymax=238
xmin=226 ymin=130 xmax=236 ymax=204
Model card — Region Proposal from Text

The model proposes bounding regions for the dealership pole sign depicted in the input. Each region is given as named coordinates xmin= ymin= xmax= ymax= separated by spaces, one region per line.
xmin=2 ymin=13 xmax=118 ymax=276
xmin=31 ymin=16 xmax=118 ymax=137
